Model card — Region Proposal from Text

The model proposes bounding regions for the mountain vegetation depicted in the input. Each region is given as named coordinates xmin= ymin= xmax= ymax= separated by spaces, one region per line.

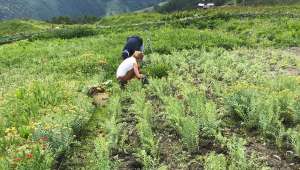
xmin=0 ymin=4 xmax=300 ymax=170
xmin=0 ymin=0 xmax=163 ymax=20
xmin=156 ymin=0 xmax=300 ymax=12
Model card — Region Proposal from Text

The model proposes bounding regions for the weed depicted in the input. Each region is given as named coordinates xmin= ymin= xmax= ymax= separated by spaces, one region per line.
xmin=132 ymin=92 xmax=159 ymax=167
xmin=204 ymin=152 xmax=227 ymax=170
xmin=94 ymin=136 xmax=111 ymax=170
xmin=227 ymin=136 xmax=248 ymax=170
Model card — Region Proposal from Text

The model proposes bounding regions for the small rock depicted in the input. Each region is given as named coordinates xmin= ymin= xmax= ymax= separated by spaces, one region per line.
xmin=286 ymin=150 xmax=294 ymax=155
xmin=273 ymin=154 xmax=281 ymax=161
xmin=289 ymin=163 xmax=295 ymax=166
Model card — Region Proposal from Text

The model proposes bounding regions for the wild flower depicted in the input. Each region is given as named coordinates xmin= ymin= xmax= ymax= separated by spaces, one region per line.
xmin=4 ymin=127 xmax=20 ymax=141
xmin=40 ymin=136 xmax=48 ymax=142
xmin=26 ymin=153 xmax=33 ymax=159
xmin=99 ymin=59 xmax=108 ymax=65
xmin=14 ymin=157 xmax=22 ymax=162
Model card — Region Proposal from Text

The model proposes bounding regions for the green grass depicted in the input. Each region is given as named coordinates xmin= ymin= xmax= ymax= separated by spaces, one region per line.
xmin=0 ymin=4 xmax=300 ymax=169
xmin=0 ymin=19 xmax=51 ymax=36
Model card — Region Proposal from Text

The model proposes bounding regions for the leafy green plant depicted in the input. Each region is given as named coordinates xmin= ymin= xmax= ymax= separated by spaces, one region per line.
xmin=143 ymin=54 xmax=171 ymax=78
xmin=204 ymin=152 xmax=227 ymax=170
xmin=1 ymin=4 xmax=300 ymax=169
xmin=14 ymin=144 xmax=53 ymax=170
xmin=135 ymin=149 xmax=157 ymax=170
xmin=287 ymin=128 xmax=300 ymax=157
xmin=94 ymin=136 xmax=111 ymax=170
xmin=164 ymin=97 xmax=200 ymax=151
xmin=227 ymin=136 xmax=248 ymax=170
xmin=132 ymin=92 xmax=159 ymax=168
xmin=180 ymin=116 xmax=200 ymax=151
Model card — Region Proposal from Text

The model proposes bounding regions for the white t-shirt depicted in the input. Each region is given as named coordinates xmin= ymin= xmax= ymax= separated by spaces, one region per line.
xmin=116 ymin=56 xmax=137 ymax=78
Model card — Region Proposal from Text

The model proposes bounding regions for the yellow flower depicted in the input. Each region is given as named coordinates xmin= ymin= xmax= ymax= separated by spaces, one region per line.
xmin=44 ymin=123 xmax=52 ymax=130
xmin=5 ymin=127 xmax=17 ymax=135
xmin=98 ymin=59 xmax=108 ymax=65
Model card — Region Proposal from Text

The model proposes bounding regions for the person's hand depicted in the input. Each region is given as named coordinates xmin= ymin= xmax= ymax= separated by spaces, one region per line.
xmin=141 ymin=75 xmax=149 ymax=85
xmin=139 ymin=74 xmax=144 ymax=79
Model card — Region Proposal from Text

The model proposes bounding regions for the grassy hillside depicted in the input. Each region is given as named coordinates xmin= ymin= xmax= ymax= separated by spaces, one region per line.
xmin=156 ymin=0 xmax=300 ymax=12
xmin=0 ymin=0 xmax=163 ymax=20
xmin=0 ymin=5 xmax=300 ymax=169
xmin=0 ymin=20 xmax=52 ymax=36
xmin=242 ymin=0 xmax=300 ymax=5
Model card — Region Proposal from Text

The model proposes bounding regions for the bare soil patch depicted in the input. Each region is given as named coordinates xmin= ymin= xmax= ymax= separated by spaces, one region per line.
xmin=246 ymin=136 xmax=300 ymax=170
xmin=287 ymin=47 xmax=300 ymax=59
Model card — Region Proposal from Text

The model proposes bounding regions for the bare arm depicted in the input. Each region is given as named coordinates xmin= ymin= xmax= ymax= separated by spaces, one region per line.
xmin=133 ymin=63 xmax=143 ymax=79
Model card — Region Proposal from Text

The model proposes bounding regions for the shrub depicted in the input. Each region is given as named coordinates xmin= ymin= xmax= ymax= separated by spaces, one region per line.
xmin=227 ymin=136 xmax=248 ymax=170
xmin=226 ymin=85 xmax=262 ymax=129
xmin=164 ymin=97 xmax=200 ymax=151
xmin=30 ymin=27 xmax=97 ymax=41
xmin=144 ymin=62 xmax=171 ymax=78
xmin=180 ymin=116 xmax=200 ymax=151
xmin=226 ymin=83 xmax=285 ymax=139
xmin=143 ymin=53 xmax=173 ymax=78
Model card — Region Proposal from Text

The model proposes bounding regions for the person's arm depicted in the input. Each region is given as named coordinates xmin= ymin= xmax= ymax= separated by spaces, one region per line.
xmin=133 ymin=63 xmax=143 ymax=79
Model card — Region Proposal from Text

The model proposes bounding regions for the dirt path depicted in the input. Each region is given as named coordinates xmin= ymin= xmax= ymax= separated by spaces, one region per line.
xmin=245 ymin=136 xmax=300 ymax=170
xmin=287 ymin=47 xmax=300 ymax=59
xmin=55 ymin=109 xmax=104 ymax=170
xmin=285 ymin=47 xmax=300 ymax=76
xmin=148 ymin=95 xmax=195 ymax=169
xmin=111 ymin=97 xmax=143 ymax=169
xmin=53 ymin=86 xmax=111 ymax=170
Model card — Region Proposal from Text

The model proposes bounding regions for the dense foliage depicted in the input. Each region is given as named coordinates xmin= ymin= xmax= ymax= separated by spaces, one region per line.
xmin=156 ymin=0 xmax=300 ymax=12
xmin=0 ymin=0 xmax=163 ymax=20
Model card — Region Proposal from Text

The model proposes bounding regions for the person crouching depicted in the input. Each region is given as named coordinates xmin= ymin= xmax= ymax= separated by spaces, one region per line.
xmin=116 ymin=51 xmax=144 ymax=89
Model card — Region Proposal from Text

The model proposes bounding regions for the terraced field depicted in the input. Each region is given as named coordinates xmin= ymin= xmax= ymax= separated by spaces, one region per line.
xmin=0 ymin=5 xmax=300 ymax=169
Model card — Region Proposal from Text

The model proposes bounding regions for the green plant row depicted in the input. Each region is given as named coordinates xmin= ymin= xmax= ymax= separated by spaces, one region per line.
xmin=0 ymin=26 xmax=97 ymax=45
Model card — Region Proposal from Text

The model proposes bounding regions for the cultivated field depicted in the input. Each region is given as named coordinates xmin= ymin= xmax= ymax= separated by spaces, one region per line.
xmin=0 ymin=5 xmax=300 ymax=169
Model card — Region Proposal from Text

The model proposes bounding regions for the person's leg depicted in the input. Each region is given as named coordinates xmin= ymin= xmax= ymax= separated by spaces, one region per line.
xmin=121 ymin=50 xmax=129 ymax=60
xmin=118 ymin=69 xmax=135 ymax=89
xmin=121 ymin=69 xmax=135 ymax=81
xmin=118 ymin=79 xmax=126 ymax=89
xmin=138 ymin=64 xmax=141 ymax=73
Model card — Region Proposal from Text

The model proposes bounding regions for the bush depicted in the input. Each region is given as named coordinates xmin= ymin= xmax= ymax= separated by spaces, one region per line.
xmin=31 ymin=27 xmax=97 ymax=40
xmin=226 ymin=80 xmax=300 ymax=140
xmin=226 ymin=83 xmax=282 ymax=138
xmin=144 ymin=60 xmax=171 ymax=78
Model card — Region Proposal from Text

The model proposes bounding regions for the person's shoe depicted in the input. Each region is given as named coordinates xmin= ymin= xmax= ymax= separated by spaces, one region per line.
xmin=119 ymin=80 xmax=127 ymax=90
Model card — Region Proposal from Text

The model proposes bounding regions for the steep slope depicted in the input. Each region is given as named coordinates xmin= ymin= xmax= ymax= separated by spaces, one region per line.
xmin=0 ymin=0 xmax=163 ymax=20
xmin=0 ymin=19 xmax=50 ymax=35
xmin=156 ymin=0 xmax=300 ymax=12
